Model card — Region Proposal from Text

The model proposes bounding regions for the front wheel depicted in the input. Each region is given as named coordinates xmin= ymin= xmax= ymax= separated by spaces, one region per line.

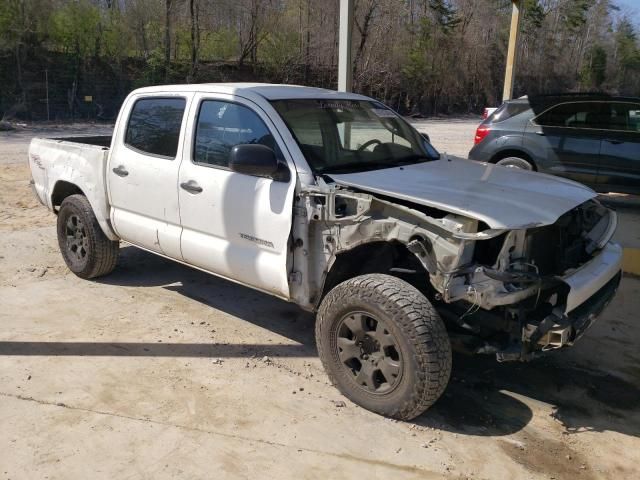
xmin=56 ymin=194 xmax=119 ymax=279
xmin=316 ymin=274 xmax=452 ymax=420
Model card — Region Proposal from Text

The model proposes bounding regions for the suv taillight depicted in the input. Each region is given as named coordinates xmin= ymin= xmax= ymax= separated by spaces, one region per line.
xmin=474 ymin=126 xmax=491 ymax=145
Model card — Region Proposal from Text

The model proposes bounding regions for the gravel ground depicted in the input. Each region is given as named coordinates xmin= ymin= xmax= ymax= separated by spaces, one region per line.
xmin=1 ymin=121 xmax=639 ymax=480
xmin=412 ymin=116 xmax=479 ymax=157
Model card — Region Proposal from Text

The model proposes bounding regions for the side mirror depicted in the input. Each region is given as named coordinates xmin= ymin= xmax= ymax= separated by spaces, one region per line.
xmin=229 ymin=144 xmax=280 ymax=178
xmin=420 ymin=132 xmax=431 ymax=143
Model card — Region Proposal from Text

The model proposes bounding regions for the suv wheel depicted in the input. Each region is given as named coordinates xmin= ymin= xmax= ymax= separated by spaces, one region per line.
xmin=316 ymin=274 xmax=452 ymax=420
xmin=495 ymin=156 xmax=534 ymax=170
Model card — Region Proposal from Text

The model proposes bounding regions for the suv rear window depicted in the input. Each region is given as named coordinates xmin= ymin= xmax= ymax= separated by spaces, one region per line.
xmin=487 ymin=102 xmax=529 ymax=123
xmin=534 ymin=102 xmax=608 ymax=129
xmin=125 ymin=97 xmax=186 ymax=158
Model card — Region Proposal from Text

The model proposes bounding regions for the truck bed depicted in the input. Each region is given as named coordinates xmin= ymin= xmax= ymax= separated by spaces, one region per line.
xmin=29 ymin=136 xmax=117 ymax=240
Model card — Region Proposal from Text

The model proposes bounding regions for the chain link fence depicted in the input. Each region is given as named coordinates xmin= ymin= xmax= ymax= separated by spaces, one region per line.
xmin=0 ymin=51 xmax=337 ymax=123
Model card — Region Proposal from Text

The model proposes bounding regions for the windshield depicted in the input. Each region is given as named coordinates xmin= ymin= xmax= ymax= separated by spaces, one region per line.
xmin=270 ymin=99 xmax=440 ymax=174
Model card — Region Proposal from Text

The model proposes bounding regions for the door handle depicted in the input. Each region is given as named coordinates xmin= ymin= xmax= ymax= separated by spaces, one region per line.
xmin=180 ymin=180 xmax=203 ymax=194
xmin=112 ymin=165 xmax=129 ymax=177
xmin=604 ymin=138 xmax=623 ymax=145
xmin=535 ymin=130 xmax=545 ymax=136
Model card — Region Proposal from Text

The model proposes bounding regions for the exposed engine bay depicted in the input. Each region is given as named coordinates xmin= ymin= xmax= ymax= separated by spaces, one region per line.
xmin=289 ymin=181 xmax=619 ymax=361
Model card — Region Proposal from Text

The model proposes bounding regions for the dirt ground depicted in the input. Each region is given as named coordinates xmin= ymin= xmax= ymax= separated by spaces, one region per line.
xmin=1 ymin=120 xmax=639 ymax=480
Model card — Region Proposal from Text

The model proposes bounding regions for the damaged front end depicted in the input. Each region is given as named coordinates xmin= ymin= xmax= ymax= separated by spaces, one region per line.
xmin=289 ymin=183 xmax=622 ymax=362
xmin=440 ymin=200 xmax=622 ymax=360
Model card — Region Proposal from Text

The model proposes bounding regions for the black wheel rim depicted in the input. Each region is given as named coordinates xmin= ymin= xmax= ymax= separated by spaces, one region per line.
xmin=336 ymin=311 xmax=403 ymax=394
xmin=65 ymin=214 xmax=89 ymax=263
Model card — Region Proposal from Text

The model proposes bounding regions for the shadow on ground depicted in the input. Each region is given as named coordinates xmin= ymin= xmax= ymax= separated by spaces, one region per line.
xmin=3 ymin=246 xmax=639 ymax=441
xmin=101 ymin=246 xmax=316 ymax=348
xmin=417 ymin=353 xmax=640 ymax=439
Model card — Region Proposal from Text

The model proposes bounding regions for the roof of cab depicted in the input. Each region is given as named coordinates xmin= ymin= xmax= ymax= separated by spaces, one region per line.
xmin=130 ymin=83 xmax=371 ymax=101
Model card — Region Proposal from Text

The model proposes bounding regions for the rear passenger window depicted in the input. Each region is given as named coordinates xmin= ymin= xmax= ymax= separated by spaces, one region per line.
xmin=194 ymin=100 xmax=281 ymax=167
xmin=630 ymin=109 xmax=640 ymax=132
xmin=607 ymin=103 xmax=640 ymax=132
xmin=125 ymin=97 xmax=186 ymax=158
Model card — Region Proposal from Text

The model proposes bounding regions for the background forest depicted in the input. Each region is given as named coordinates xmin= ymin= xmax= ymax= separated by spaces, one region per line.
xmin=1 ymin=0 xmax=639 ymax=121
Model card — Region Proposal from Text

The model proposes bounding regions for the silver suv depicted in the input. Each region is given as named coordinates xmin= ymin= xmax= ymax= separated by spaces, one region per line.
xmin=468 ymin=94 xmax=640 ymax=194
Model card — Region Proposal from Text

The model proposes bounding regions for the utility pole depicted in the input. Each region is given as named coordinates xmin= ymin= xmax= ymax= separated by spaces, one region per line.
xmin=502 ymin=0 xmax=522 ymax=102
xmin=337 ymin=0 xmax=354 ymax=92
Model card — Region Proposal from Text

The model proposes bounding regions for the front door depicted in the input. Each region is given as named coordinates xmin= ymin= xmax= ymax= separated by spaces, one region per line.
xmin=177 ymin=94 xmax=296 ymax=298
xmin=107 ymin=94 xmax=192 ymax=259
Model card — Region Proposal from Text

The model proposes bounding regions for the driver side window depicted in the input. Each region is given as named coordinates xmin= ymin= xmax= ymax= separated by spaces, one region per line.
xmin=193 ymin=100 xmax=281 ymax=168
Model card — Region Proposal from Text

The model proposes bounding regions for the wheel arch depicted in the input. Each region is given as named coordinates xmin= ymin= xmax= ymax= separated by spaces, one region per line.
xmin=317 ymin=240 xmax=432 ymax=308
xmin=51 ymin=180 xmax=85 ymax=210
xmin=51 ymin=181 xmax=119 ymax=241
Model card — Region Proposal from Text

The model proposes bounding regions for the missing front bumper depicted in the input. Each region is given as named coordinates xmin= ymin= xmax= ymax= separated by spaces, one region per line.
xmin=497 ymin=270 xmax=622 ymax=361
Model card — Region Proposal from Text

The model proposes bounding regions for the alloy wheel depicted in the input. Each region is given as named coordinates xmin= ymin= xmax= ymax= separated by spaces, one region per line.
xmin=336 ymin=311 xmax=403 ymax=394
xmin=65 ymin=214 xmax=89 ymax=263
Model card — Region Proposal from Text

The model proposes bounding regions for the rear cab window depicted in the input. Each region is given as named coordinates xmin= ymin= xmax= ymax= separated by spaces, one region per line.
xmin=125 ymin=97 xmax=187 ymax=158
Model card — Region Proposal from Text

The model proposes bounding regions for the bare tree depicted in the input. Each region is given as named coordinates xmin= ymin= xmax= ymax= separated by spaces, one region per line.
xmin=188 ymin=0 xmax=200 ymax=81
xmin=1 ymin=0 xmax=639 ymax=120
xmin=164 ymin=0 xmax=174 ymax=79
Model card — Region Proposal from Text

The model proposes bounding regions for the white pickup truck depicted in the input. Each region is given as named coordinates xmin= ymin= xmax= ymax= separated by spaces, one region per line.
xmin=29 ymin=83 xmax=622 ymax=420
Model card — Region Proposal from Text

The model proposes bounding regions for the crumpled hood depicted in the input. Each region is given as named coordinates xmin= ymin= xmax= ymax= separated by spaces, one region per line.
xmin=330 ymin=157 xmax=596 ymax=229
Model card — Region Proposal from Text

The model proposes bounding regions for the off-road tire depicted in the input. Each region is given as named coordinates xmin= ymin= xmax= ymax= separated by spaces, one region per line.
xmin=316 ymin=274 xmax=452 ymax=420
xmin=57 ymin=194 xmax=119 ymax=279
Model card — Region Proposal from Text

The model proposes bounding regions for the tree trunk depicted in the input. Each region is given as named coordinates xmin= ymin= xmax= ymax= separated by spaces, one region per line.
xmin=305 ymin=0 xmax=311 ymax=82
xmin=15 ymin=44 xmax=26 ymax=111
xmin=353 ymin=1 xmax=377 ymax=84
xmin=250 ymin=0 xmax=259 ymax=64
xmin=164 ymin=0 xmax=173 ymax=81
xmin=188 ymin=0 xmax=200 ymax=81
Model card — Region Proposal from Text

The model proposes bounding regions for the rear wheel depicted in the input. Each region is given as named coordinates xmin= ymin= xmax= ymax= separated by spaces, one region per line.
xmin=316 ymin=274 xmax=452 ymax=420
xmin=495 ymin=156 xmax=534 ymax=170
xmin=56 ymin=194 xmax=119 ymax=279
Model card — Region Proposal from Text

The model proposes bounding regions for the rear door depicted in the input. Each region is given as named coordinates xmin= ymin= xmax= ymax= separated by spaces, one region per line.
xmin=529 ymin=101 xmax=606 ymax=186
xmin=177 ymin=93 xmax=296 ymax=298
xmin=107 ymin=94 xmax=192 ymax=259
xmin=597 ymin=102 xmax=640 ymax=193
